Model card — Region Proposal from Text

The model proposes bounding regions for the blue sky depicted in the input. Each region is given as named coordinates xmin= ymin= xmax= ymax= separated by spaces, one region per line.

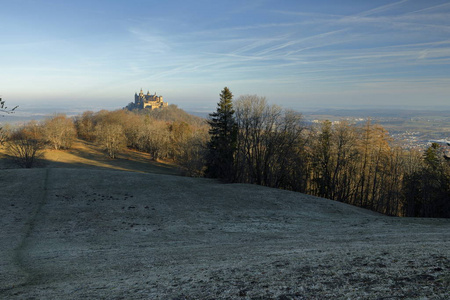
xmin=1 ymin=0 xmax=449 ymax=112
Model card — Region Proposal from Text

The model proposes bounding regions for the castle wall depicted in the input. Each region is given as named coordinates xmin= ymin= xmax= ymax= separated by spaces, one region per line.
xmin=130 ymin=89 xmax=167 ymax=110
xmin=143 ymin=101 xmax=168 ymax=110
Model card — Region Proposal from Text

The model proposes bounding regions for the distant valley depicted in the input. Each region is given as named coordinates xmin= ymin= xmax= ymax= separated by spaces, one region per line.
xmin=303 ymin=108 xmax=450 ymax=150
xmin=3 ymin=106 xmax=449 ymax=151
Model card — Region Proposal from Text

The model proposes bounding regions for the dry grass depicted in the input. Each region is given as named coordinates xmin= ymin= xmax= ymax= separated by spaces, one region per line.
xmin=1 ymin=138 xmax=449 ymax=299
xmin=0 ymin=138 xmax=180 ymax=175
xmin=0 ymin=168 xmax=449 ymax=299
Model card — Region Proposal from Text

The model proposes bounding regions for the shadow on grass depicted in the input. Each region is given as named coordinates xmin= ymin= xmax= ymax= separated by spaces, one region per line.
xmin=0 ymin=139 xmax=181 ymax=176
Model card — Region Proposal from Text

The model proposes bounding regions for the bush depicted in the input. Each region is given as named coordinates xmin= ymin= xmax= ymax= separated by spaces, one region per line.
xmin=7 ymin=129 xmax=44 ymax=168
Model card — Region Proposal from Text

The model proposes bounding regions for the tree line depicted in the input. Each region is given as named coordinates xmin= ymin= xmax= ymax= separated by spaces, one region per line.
xmin=1 ymin=105 xmax=208 ymax=175
xmin=1 ymin=94 xmax=448 ymax=217
xmin=206 ymin=88 xmax=450 ymax=218
xmin=75 ymin=106 xmax=208 ymax=175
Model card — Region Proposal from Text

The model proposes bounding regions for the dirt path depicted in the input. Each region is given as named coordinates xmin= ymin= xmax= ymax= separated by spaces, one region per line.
xmin=11 ymin=168 xmax=51 ymax=289
xmin=0 ymin=168 xmax=449 ymax=299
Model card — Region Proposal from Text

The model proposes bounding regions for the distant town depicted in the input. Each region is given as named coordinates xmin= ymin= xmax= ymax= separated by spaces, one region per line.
xmin=303 ymin=108 xmax=450 ymax=153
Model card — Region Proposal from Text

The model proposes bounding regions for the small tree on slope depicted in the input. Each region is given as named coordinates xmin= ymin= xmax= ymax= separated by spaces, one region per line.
xmin=205 ymin=87 xmax=237 ymax=181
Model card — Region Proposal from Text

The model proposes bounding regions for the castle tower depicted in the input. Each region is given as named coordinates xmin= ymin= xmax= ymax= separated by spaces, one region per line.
xmin=128 ymin=88 xmax=167 ymax=111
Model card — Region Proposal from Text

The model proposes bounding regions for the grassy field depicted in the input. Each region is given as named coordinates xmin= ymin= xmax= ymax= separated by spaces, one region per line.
xmin=0 ymin=138 xmax=449 ymax=299
xmin=0 ymin=138 xmax=180 ymax=175
xmin=0 ymin=168 xmax=449 ymax=298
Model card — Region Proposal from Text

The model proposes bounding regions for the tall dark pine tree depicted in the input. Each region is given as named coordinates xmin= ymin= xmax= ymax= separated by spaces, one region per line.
xmin=205 ymin=87 xmax=237 ymax=181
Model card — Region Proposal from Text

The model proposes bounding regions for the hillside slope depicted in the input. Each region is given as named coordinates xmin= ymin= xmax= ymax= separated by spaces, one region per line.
xmin=0 ymin=139 xmax=180 ymax=175
xmin=0 ymin=168 xmax=449 ymax=299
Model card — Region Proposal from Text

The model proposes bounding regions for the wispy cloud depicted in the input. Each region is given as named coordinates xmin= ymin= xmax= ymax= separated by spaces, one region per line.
xmin=128 ymin=27 xmax=171 ymax=53
xmin=123 ymin=1 xmax=450 ymax=85
xmin=4 ymin=0 xmax=449 ymax=108
xmin=355 ymin=0 xmax=409 ymax=17
xmin=405 ymin=2 xmax=450 ymax=15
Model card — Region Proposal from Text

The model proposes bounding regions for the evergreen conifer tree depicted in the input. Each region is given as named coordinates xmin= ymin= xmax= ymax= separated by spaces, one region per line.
xmin=205 ymin=87 xmax=237 ymax=181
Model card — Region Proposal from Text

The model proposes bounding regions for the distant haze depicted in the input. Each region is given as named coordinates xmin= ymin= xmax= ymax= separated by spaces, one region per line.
xmin=1 ymin=0 xmax=450 ymax=112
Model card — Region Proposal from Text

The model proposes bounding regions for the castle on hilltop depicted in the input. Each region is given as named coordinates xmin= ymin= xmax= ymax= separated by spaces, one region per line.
xmin=126 ymin=89 xmax=168 ymax=110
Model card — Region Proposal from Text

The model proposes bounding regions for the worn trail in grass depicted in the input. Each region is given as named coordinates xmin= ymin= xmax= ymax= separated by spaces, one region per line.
xmin=0 ymin=168 xmax=449 ymax=299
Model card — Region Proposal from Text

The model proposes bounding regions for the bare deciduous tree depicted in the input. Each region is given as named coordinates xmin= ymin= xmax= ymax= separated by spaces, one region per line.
xmin=0 ymin=124 xmax=11 ymax=146
xmin=42 ymin=114 xmax=76 ymax=150
xmin=138 ymin=121 xmax=170 ymax=161
xmin=0 ymin=97 xmax=18 ymax=114
xmin=7 ymin=125 xmax=44 ymax=168
xmin=234 ymin=95 xmax=307 ymax=188
xmin=176 ymin=130 xmax=208 ymax=177
xmin=74 ymin=111 xmax=96 ymax=141
xmin=95 ymin=123 xmax=126 ymax=159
